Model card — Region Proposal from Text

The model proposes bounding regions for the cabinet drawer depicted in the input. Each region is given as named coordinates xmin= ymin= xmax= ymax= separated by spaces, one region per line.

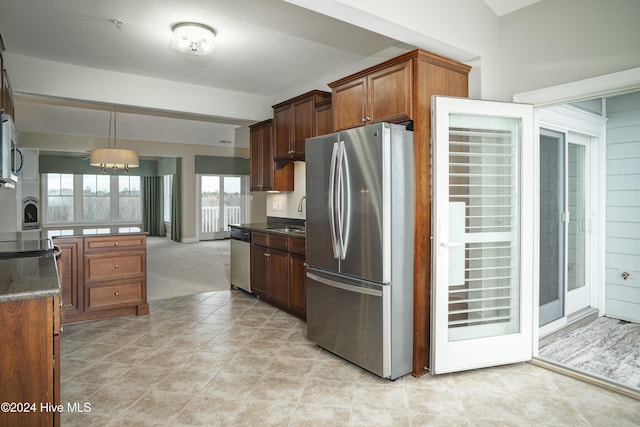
xmin=289 ymin=237 xmax=306 ymax=255
xmin=252 ymin=232 xmax=268 ymax=247
xmin=85 ymin=252 xmax=145 ymax=282
xmin=84 ymin=235 xmax=146 ymax=252
xmin=86 ymin=280 xmax=144 ymax=310
xmin=269 ymin=234 xmax=288 ymax=251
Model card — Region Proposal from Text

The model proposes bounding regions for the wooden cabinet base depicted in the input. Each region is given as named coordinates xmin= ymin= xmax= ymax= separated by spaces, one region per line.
xmin=54 ymin=234 xmax=149 ymax=325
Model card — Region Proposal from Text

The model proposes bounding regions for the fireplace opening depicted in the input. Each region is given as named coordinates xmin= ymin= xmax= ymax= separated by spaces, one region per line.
xmin=23 ymin=197 xmax=40 ymax=230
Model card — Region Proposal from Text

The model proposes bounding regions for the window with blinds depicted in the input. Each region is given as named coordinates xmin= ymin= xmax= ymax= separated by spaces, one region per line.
xmin=447 ymin=119 xmax=521 ymax=342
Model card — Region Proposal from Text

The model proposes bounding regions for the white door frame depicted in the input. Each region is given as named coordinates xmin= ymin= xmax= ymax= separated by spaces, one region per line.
xmin=536 ymin=106 xmax=606 ymax=338
xmin=513 ymin=66 xmax=640 ymax=355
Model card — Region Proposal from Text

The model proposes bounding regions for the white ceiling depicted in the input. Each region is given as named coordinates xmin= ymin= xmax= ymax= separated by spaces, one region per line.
xmin=0 ymin=0 xmax=539 ymax=154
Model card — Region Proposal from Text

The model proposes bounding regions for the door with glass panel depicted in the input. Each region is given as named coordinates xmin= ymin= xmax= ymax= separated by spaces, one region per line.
xmin=540 ymin=129 xmax=590 ymax=326
xmin=431 ymin=96 xmax=534 ymax=374
xmin=200 ymin=175 xmax=244 ymax=240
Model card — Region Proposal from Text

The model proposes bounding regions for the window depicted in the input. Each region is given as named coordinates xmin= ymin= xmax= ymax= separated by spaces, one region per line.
xmin=44 ymin=174 xmax=141 ymax=225
xmin=83 ymin=174 xmax=111 ymax=221
xmin=118 ymin=176 xmax=141 ymax=221
xmin=46 ymin=173 xmax=74 ymax=223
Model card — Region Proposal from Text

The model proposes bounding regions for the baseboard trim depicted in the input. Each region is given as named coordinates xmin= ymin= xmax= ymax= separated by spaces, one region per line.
xmin=181 ymin=237 xmax=198 ymax=243
xmin=530 ymin=358 xmax=640 ymax=401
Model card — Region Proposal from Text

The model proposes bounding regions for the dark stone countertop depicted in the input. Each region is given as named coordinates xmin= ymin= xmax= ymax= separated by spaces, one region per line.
xmin=230 ymin=223 xmax=306 ymax=238
xmin=0 ymin=253 xmax=61 ymax=303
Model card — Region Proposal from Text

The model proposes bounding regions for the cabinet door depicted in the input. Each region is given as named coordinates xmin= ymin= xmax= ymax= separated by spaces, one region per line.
xmin=291 ymin=96 xmax=314 ymax=158
xmin=261 ymin=122 xmax=275 ymax=190
xmin=273 ymin=104 xmax=291 ymax=160
xmin=55 ymin=238 xmax=83 ymax=320
xmin=314 ymin=101 xmax=333 ymax=137
xmin=268 ymin=248 xmax=289 ymax=308
xmin=249 ymin=125 xmax=262 ymax=191
xmin=0 ymin=298 xmax=54 ymax=426
xmin=368 ymin=59 xmax=413 ymax=125
xmin=251 ymin=244 xmax=268 ymax=299
xmin=289 ymin=252 xmax=306 ymax=317
xmin=332 ymin=77 xmax=367 ymax=131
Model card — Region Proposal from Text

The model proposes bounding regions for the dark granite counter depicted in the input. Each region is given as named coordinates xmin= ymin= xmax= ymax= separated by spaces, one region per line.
xmin=0 ymin=253 xmax=61 ymax=303
xmin=230 ymin=223 xmax=306 ymax=238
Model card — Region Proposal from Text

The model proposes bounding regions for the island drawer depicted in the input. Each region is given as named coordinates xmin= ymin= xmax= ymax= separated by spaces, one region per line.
xmin=84 ymin=235 xmax=146 ymax=253
xmin=84 ymin=251 xmax=145 ymax=282
xmin=86 ymin=280 xmax=144 ymax=310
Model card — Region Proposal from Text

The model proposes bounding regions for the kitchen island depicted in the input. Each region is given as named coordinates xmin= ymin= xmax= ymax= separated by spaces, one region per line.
xmin=53 ymin=231 xmax=149 ymax=324
xmin=0 ymin=240 xmax=61 ymax=426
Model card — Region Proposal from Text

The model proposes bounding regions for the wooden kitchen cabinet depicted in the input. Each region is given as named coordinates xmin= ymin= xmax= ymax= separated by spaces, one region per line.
xmin=272 ymin=90 xmax=332 ymax=162
xmin=55 ymin=237 xmax=84 ymax=319
xmin=250 ymin=243 xmax=268 ymax=299
xmin=250 ymin=231 xmax=306 ymax=319
xmin=330 ymin=49 xmax=471 ymax=375
xmin=54 ymin=233 xmax=149 ymax=324
xmin=0 ymin=33 xmax=16 ymax=117
xmin=288 ymin=237 xmax=306 ymax=317
xmin=330 ymin=58 xmax=412 ymax=131
xmin=249 ymin=119 xmax=293 ymax=192
xmin=314 ymin=98 xmax=333 ymax=137
xmin=0 ymin=296 xmax=60 ymax=426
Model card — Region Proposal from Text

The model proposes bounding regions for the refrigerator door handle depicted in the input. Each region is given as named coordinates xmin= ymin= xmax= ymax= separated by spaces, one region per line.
xmin=306 ymin=272 xmax=383 ymax=297
xmin=338 ymin=140 xmax=351 ymax=260
xmin=328 ymin=142 xmax=340 ymax=258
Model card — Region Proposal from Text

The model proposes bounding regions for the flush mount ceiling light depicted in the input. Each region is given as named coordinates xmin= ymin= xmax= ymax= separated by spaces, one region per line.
xmin=170 ymin=22 xmax=216 ymax=55
xmin=90 ymin=107 xmax=139 ymax=173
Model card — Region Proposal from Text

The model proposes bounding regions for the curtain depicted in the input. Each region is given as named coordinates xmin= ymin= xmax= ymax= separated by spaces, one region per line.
xmin=171 ymin=173 xmax=182 ymax=242
xmin=141 ymin=176 xmax=165 ymax=237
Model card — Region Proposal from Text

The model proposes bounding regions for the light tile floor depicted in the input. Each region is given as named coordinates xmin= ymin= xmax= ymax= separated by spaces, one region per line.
xmin=60 ymin=290 xmax=640 ymax=426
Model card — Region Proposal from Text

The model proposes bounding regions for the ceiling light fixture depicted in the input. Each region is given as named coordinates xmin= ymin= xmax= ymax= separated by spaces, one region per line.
xmin=90 ymin=107 xmax=139 ymax=173
xmin=170 ymin=22 xmax=216 ymax=55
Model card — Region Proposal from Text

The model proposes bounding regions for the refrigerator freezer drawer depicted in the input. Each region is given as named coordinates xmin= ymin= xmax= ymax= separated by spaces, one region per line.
xmin=307 ymin=270 xmax=398 ymax=378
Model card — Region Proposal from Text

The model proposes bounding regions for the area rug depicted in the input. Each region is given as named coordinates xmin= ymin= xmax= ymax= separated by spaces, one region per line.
xmin=539 ymin=316 xmax=640 ymax=390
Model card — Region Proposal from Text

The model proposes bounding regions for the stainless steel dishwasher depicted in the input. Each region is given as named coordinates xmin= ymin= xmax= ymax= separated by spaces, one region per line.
xmin=230 ymin=227 xmax=251 ymax=293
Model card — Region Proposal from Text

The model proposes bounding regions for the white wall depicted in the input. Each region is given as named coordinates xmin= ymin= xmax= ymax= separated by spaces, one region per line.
xmin=266 ymin=161 xmax=307 ymax=220
xmin=499 ymin=0 xmax=640 ymax=101
xmin=605 ymin=91 xmax=640 ymax=323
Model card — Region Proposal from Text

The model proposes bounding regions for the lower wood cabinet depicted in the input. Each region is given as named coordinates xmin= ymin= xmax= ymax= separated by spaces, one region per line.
xmin=54 ymin=233 xmax=149 ymax=324
xmin=250 ymin=232 xmax=306 ymax=319
xmin=0 ymin=296 xmax=60 ymax=426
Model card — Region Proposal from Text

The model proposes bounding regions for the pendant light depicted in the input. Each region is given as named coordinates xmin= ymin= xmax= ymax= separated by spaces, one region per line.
xmin=90 ymin=107 xmax=139 ymax=173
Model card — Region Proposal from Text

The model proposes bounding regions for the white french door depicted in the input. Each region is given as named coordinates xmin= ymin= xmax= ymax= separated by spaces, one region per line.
xmin=431 ymin=96 xmax=535 ymax=374
xmin=199 ymin=175 xmax=245 ymax=240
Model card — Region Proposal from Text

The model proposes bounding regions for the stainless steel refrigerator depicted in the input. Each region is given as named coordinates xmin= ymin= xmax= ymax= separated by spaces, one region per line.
xmin=305 ymin=122 xmax=414 ymax=380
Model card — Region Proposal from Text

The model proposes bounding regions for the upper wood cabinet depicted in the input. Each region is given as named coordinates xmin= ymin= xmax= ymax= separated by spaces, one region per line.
xmin=249 ymin=119 xmax=293 ymax=192
xmin=272 ymin=90 xmax=332 ymax=162
xmin=330 ymin=58 xmax=412 ymax=131
xmin=331 ymin=49 xmax=471 ymax=376
xmin=0 ymin=33 xmax=15 ymax=118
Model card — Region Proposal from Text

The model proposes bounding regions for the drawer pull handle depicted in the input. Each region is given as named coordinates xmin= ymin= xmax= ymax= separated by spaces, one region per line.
xmin=114 ymin=242 xmax=119 ymax=246
xmin=115 ymin=291 xmax=119 ymax=296
xmin=114 ymin=264 xmax=119 ymax=268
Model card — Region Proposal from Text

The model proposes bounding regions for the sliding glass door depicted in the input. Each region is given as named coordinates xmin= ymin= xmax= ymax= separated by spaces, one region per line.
xmin=539 ymin=128 xmax=591 ymax=327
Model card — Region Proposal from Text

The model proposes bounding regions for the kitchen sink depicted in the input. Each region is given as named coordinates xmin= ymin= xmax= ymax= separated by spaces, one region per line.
xmin=269 ymin=226 xmax=306 ymax=235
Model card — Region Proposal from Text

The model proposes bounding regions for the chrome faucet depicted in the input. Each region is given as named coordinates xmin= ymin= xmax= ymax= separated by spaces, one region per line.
xmin=297 ymin=196 xmax=306 ymax=213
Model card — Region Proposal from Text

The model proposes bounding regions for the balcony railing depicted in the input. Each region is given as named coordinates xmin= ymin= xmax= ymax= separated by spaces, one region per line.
xmin=202 ymin=205 xmax=241 ymax=233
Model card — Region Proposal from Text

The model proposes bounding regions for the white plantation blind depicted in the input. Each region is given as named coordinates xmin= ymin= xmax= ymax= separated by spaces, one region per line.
xmin=447 ymin=119 xmax=521 ymax=342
